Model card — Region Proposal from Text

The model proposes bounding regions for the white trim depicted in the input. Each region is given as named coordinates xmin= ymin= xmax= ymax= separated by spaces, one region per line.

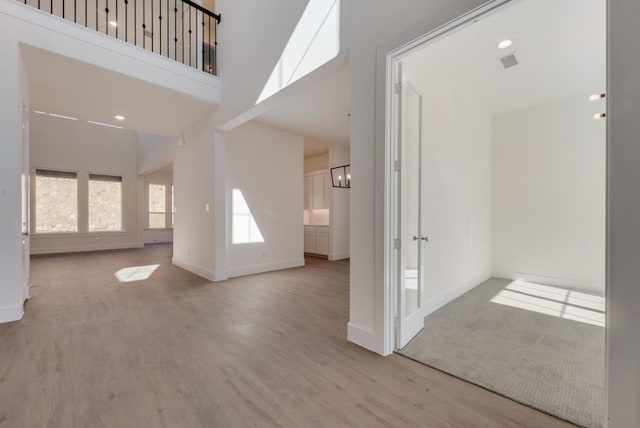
xmin=421 ymin=273 xmax=491 ymax=319
xmin=492 ymin=271 xmax=605 ymax=297
xmin=347 ymin=323 xmax=387 ymax=355
xmin=226 ymin=259 xmax=305 ymax=278
xmin=0 ymin=304 xmax=24 ymax=324
xmin=328 ymin=251 xmax=350 ymax=261
xmin=172 ymin=257 xmax=226 ymax=282
xmin=22 ymin=283 xmax=31 ymax=300
xmin=30 ymin=242 xmax=142 ymax=255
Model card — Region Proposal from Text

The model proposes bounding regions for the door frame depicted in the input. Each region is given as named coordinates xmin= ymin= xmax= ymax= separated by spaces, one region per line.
xmin=383 ymin=0 xmax=515 ymax=354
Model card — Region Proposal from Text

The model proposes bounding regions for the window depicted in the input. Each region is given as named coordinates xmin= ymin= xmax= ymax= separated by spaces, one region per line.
xmin=35 ymin=169 xmax=78 ymax=233
xmin=88 ymin=174 xmax=123 ymax=231
xmin=232 ymin=189 xmax=264 ymax=244
xmin=148 ymin=184 xmax=168 ymax=229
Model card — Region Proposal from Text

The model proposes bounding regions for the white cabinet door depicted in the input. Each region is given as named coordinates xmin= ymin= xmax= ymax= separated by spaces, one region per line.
xmin=312 ymin=174 xmax=324 ymax=209
xmin=304 ymin=232 xmax=317 ymax=253
xmin=304 ymin=176 xmax=312 ymax=210
xmin=323 ymin=173 xmax=331 ymax=209
xmin=316 ymin=232 xmax=329 ymax=255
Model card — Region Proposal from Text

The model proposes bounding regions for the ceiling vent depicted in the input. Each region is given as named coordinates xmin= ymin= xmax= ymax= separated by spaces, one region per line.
xmin=499 ymin=54 xmax=519 ymax=69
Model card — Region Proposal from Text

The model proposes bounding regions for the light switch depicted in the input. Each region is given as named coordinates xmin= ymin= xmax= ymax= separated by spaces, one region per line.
xmin=205 ymin=203 xmax=210 ymax=212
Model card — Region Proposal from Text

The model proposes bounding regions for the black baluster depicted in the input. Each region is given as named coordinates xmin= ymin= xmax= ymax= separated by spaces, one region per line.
xmin=159 ymin=0 xmax=162 ymax=56
xmin=188 ymin=5 xmax=192 ymax=67
xmin=105 ymin=0 xmax=109 ymax=36
xmin=142 ymin=0 xmax=144 ymax=49
xmin=166 ymin=0 xmax=169 ymax=58
xmin=201 ymin=16 xmax=205 ymax=72
xmin=173 ymin=0 xmax=177 ymax=60
xmin=50 ymin=0 xmax=52 ymax=15
xmin=74 ymin=0 xmax=76 ymax=23
xmin=134 ymin=0 xmax=136 ymax=45
xmin=214 ymin=16 xmax=217 ymax=75
xmin=115 ymin=0 xmax=118 ymax=38
xmin=96 ymin=0 xmax=98 ymax=31
xmin=181 ymin=1 xmax=184 ymax=64
xmin=151 ymin=0 xmax=153 ymax=52
xmin=62 ymin=0 xmax=65 ymax=18
xmin=125 ymin=0 xmax=128 ymax=42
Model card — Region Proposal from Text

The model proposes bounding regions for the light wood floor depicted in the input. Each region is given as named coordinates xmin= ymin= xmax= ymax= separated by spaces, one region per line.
xmin=0 ymin=245 xmax=575 ymax=427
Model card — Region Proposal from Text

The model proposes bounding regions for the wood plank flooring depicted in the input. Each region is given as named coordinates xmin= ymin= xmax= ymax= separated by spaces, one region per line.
xmin=0 ymin=245 xmax=575 ymax=427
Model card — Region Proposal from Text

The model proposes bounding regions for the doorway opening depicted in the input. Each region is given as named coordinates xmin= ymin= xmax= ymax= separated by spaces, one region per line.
xmin=386 ymin=0 xmax=606 ymax=426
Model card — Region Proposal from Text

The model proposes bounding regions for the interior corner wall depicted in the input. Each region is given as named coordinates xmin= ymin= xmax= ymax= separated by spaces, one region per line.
xmin=172 ymin=112 xmax=218 ymax=281
xmin=29 ymin=114 xmax=141 ymax=254
xmin=329 ymin=144 xmax=350 ymax=260
xmin=416 ymin=84 xmax=493 ymax=315
xmin=225 ymin=121 xmax=304 ymax=277
xmin=304 ymin=152 xmax=329 ymax=173
xmin=492 ymin=95 xmax=606 ymax=294
xmin=0 ymin=31 xmax=26 ymax=322
xmin=137 ymin=132 xmax=179 ymax=175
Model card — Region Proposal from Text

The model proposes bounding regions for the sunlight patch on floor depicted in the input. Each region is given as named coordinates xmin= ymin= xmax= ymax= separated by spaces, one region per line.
xmin=491 ymin=279 xmax=605 ymax=327
xmin=115 ymin=264 xmax=160 ymax=283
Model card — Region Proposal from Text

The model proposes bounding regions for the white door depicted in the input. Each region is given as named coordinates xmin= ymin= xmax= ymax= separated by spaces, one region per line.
xmin=395 ymin=62 xmax=425 ymax=349
xmin=20 ymin=98 xmax=30 ymax=300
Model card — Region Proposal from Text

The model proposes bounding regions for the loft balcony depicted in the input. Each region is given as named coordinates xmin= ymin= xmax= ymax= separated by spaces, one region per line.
xmin=16 ymin=0 xmax=220 ymax=75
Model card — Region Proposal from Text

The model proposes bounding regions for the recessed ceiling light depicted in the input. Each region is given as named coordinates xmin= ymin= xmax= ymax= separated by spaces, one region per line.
xmin=589 ymin=93 xmax=606 ymax=101
xmin=88 ymin=120 xmax=123 ymax=129
xmin=114 ymin=115 xmax=125 ymax=121
xmin=497 ymin=39 xmax=513 ymax=49
xmin=109 ymin=20 xmax=118 ymax=27
xmin=48 ymin=112 xmax=78 ymax=121
xmin=593 ymin=113 xmax=606 ymax=120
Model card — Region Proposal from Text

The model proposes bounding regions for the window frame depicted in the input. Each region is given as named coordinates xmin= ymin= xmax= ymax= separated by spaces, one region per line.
xmin=146 ymin=182 xmax=174 ymax=230
xmin=32 ymin=167 xmax=80 ymax=235
xmin=87 ymin=172 xmax=125 ymax=233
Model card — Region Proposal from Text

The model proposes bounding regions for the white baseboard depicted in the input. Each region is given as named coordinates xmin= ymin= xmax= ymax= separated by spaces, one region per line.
xmin=328 ymin=251 xmax=350 ymax=261
xmin=492 ymin=270 xmax=605 ymax=296
xmin=421 ymin=272 xmax=492 ymax=319
xmin=0 ymin=304 xmax=23 ymax=324
xmin=31 ymin=242 xmax=143 ymax=255
xmin=172 ymin=257 xmax=226 ymax=282
xmin=226 ymin=259 xmax=305 ymax=278
xmin=347 ymin=322 xmax=386 ymax=355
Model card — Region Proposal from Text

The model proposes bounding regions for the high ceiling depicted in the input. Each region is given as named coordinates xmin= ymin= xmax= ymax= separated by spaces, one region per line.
xmin=255 ymin=65 xmax=350 ymax=147
xmin=403 ymin=0 xmax=606 ymax=114
xmin=22 ymin=45 xmax=215 ymax=137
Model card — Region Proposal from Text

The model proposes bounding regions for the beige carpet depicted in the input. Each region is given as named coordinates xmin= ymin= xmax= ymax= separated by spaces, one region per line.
xmin=398 ymin=278 xmax=605 ymax=428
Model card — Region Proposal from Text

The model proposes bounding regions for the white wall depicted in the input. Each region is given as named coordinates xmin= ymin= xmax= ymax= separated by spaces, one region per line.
xmin=329 ymin=144 xmax=350 ymax=260
xmin=407 ymin=71 xmax=493 ymax=315
xmin=214 ymin=0 xmax=346 ymax=129
xmin=29 ymin=113 xmax=141 ymax=254
xmin=225 ymin=121 xmax=304 ymax=277
xmin=608 ymin=1 xmax=640 ymax=425
xmin=172 ymin=113 xmax=218 ymax=280
xmin=0 ymin=34 xmax=27 ymax=322
xmin=137 ymin=132 xmax=179 ymax=175
xmin=492 ymin=95 xmax=606 ymax=294
xmin=142 ymin=170 xmax=174 ymax=244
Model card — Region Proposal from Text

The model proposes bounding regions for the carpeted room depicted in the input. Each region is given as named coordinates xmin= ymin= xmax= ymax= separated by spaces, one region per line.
xmin=392 ymin=0 xmax=606 ymax=427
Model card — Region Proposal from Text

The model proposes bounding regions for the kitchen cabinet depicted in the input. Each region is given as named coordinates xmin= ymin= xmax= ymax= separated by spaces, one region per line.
xmin=304 ymin=225 xmax=329 ymax=256
xmin=304 ymin=171 xmax=331 ymax=210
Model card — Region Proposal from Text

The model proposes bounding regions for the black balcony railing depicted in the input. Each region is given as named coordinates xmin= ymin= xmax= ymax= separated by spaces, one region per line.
xmin=20 ymin=0 xmax=220 ymax=75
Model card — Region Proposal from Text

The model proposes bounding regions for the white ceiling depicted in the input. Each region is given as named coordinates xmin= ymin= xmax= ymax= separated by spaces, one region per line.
xmin=403 ymin=0 xmax=606 ymax=114
xmin=22 ymin=45 xmax=215 ymax=137
xmin=255 ymin=65 xmax=351 ymax=147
